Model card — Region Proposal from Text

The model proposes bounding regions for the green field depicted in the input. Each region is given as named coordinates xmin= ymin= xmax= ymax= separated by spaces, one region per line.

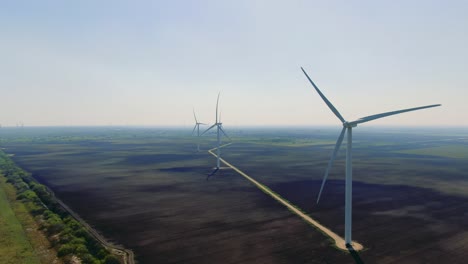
xmin=0 ymin=175 xmax=40 ymax=264
xmin=396 ymin=145 xmax=468 ymax=159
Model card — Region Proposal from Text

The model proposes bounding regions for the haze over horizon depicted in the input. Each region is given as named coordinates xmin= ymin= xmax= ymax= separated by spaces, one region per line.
xmin=1 ymin=1 xmax=466 ymax=127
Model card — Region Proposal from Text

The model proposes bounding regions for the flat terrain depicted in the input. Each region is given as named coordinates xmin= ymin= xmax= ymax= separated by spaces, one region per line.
xmin=1 ymin=126 xmax=468 ymax=263
xmin=0 ymin=174 xmax=41 ymax=264
xmin=0 ymin=173 xmax=60 ymax=264
xmin=208 ymin=144 xmax=363 ymax=251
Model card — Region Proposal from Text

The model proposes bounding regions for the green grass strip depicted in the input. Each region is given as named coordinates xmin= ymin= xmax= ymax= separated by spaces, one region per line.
xmin=0 ymin=174 xmax=41 ymax=264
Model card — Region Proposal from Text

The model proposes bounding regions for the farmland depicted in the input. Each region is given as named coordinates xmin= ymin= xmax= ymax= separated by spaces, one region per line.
xmin=1 ymin=126 xmax=467 ymax=263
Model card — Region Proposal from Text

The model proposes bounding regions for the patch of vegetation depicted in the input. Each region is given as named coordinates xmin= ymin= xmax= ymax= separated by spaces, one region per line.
xmin=0 ymin=151 xmax=117 ymax=264
xmin=0 ymin=174 xmax=40 ymax=264
xmin=237 ymin=136 xmax=334 ymax=147
xmin=396 ymin=145 xmax=468 ymax=159
xmin=1 ymin=173 xmax=63 ymax=264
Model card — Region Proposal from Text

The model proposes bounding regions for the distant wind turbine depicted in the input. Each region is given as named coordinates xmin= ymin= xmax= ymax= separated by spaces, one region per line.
xmin=191 ymin=108 xmax=207 ymax=152
xmin=301 ymin=67 xmax=441 ymax=247
xmin=202 ymin=93 xmax=231 ymax=169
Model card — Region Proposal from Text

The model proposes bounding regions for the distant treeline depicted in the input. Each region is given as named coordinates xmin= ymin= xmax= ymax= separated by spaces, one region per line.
xmin=0 ymin=151 xmax=120 ymax=264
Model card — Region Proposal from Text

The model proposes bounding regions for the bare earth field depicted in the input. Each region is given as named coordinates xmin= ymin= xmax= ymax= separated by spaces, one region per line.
xmin=1 ymin=126 xmax=468 ymax=263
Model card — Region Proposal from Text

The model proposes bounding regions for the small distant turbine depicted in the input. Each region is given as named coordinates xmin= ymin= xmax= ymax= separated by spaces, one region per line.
xmin=202 ymin=93 xmax=231 ymax=169
xmin=301 ymin=67 xmax=441 ymax=247
xmin=191 ymin=108 xmax=207 ymax=152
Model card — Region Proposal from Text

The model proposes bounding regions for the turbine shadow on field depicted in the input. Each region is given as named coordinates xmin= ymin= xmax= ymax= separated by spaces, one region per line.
xmin=348 ymin=246 xmax=365 ymax=264
xmin=206 ymin=168 xmax=219 ymax=180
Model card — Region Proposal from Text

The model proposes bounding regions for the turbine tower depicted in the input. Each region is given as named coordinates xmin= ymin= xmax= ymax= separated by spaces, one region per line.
xmin=191 ymin=109 xmax=206 ymax=152
xmin=301 ymin=67 xmax=441 ymax=247
xmin=202 ymin=93 xmax=230 ymax=169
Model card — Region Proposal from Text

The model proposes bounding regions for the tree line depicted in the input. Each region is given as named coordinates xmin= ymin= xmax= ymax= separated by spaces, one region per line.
xmin=0 ymin=151 xmax=121 ymax=264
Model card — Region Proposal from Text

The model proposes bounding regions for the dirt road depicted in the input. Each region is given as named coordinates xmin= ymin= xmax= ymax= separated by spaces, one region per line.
xmin=208 ymin=143 xmax=363 ymax=251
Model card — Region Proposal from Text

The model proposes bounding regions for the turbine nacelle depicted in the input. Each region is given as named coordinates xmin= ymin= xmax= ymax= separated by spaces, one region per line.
xmin=201 ymin=92 xmax=231 ymax=169
xmin=302 ymin=66 xmax=440 ymax=204
xmin=192 ymin=109 xmax=207 ymax=151
xmin=343 ymin=121 xmax=357 ymax=128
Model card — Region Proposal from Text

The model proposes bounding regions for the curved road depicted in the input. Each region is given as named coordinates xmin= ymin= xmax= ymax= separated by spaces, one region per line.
xmin=208 ymin=143 xmax=363 ymax=251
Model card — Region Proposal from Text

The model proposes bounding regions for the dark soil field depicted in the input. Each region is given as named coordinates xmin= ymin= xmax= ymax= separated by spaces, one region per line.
xmin=221 ymin=128 xmax=468 ymax=263
xmin=1 ymin=126 xmax=468 ymax=263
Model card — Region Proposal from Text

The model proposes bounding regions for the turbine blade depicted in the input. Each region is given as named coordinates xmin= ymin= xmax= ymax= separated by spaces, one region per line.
xmin=317 ymin=127 xmax=346 ymax=204
xmin=301 ymin=67 xmax=345 ymax=123
xmin=219 ymin=126 xmax=231 ymax=141
xmin=200 ymin=123 xmax=208 ymax=125
xmin=216 ymin=92 xmax=220 ymax=123
xmin=193 ymin=108 xmax=198 ymax=123
xmin=352 ymin=104 xmax=441 ymax=125
xmin=201 ymin=124 xmax=216 ymax=135
xmin=191 ymin=124 xmax=197 ymax=136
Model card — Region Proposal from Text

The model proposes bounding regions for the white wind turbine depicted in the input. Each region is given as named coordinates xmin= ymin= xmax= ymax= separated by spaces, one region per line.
xmin=191 ymin=109 xmax=207 ymax=152
xmin=301 ymin=67 xmax=441 ymax=247
xmin=202 ymin=93 xmax=230 ymax=169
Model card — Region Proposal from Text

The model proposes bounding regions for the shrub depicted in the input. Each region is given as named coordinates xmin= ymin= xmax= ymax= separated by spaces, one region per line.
xmin=58 ymin=244 xmax=75 ymax=257
xmin=17 ymin=190 xmax=38 ymax=201
xmin=104 ymin=255 xmax=121 ymax=264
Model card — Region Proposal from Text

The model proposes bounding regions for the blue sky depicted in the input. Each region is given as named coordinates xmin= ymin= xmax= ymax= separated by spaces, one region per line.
xmin=1 ymin=1 xmax=466 ymax=127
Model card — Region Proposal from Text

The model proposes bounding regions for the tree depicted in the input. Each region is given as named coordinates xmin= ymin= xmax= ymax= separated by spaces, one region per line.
xmin=45 ymin=214 xmax=65 ymax=235
xmin=57 ymin=244 xmax=75 ymax=257
xmin=103 ymin=255 xmax=121 ymax=264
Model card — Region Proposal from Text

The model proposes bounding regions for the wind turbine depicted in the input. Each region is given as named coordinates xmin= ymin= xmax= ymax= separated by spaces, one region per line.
xmin=301 ymin=67 xmax=441 ymax=247
xmin=191 ymin=109 xmax=207 ymax=152
xmin=202 ymin=93 xmax=231 ymax=169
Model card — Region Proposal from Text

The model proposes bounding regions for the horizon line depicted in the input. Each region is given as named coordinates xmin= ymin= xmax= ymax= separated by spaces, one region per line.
xmin=1 ymin=124 xmax=468 ymax=129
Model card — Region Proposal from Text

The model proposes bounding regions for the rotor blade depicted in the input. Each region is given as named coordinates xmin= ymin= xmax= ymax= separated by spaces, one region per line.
xmin=317 ymin=127 xmax=346 ymax=204
xmin=193 ymin=108 xmax=198 ymax=123
xmin=199 ymin=123 xmax=208 ymax=125
xmin=351 ymin=104 xmax=441 ymax=125
xmin=219 ymin=126 xmax=231 ymax=141
xmin=201 ymin=124 xmax=216 ymax=135
xmin=216 ymin=92 xmax=220 ymax=123
xmin=191 ymin=124 xmax=197 ymax=136
xmin=301 ymin=67 xmax=345 ymax=123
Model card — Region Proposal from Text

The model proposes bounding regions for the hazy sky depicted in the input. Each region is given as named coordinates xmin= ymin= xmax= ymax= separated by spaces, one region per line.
xmin=1 ymin=1 xmax=466 ymax=127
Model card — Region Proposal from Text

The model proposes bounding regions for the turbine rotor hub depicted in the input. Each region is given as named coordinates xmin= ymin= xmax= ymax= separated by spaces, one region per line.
xmin=343 ymin=121 xmax=357 ymax=128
